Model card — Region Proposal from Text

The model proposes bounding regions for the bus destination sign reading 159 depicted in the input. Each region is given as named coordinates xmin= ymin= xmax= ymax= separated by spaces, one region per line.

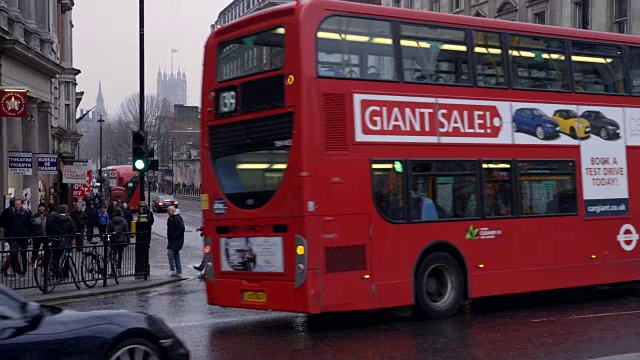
xmin=215 ymin=85 xmax=237 ymax=118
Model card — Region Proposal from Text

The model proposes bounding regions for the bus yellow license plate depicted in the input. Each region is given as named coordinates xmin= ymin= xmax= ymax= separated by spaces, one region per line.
xmin=242 ymin=291 xmax=266 ymax=302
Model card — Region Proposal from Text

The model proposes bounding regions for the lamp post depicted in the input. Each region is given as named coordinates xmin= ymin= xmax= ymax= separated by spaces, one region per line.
xmin=98 ymin=114 xmax=105 ymax=197
xmin=171 ymin=135 xmax=174 ymax=194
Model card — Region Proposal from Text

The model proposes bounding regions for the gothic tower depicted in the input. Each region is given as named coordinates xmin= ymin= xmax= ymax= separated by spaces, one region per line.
xmin=157 ymin=67 xmax=187 ymax=110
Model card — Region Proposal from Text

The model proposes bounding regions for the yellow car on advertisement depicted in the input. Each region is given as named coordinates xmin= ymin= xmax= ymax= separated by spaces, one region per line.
xmin=552 ymin=109 xmax=591 ymax=139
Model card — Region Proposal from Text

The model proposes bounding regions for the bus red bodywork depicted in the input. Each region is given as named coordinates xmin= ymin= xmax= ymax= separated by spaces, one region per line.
xmin=200 ymin=0 xmax=640 ymax=316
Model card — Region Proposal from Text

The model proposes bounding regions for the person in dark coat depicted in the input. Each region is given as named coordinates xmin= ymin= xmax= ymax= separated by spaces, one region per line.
xmin=85 ymin=202 xmax=99 ymax=242
xmin=1 ymin=199 xmax=32 ymax=278
xmin=30 ymin=203 xmax=48 ymax=263
xmin=71 ymin=203 xmax=89 ymax=250
xmin=121 ymin=202 xmax=134 ymax=227
xmin=138 ymin=204 xmax=154 ymax=229
xmin=107 ymin=208 xmax=129 ymax=272
xmin=46 ymin=204 xmax=77 ymax=278
xmin=166 ymin=206 xmax=185 ymax=277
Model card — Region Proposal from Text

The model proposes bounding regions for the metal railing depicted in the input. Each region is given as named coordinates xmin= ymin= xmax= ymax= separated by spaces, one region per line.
xmin=0 ymin=232 xmax=148 ymax=294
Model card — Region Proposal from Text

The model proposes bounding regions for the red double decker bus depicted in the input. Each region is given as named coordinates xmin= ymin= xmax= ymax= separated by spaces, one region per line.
xmin=103 ymin=165 xmax=142 ymax=211
xmin=200 ymin=0 xmax=640 ymax=318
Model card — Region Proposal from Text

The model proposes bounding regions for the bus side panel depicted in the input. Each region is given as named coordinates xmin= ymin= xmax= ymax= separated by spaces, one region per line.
xmin=318 ymin=214 xmax=374 ymax=312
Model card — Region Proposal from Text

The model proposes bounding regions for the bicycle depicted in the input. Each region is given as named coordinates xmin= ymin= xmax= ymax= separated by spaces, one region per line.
xmin=80 ymin=237 xmax=120 ymax=288
xmin=33 ymin=238 xmax=81 ymax=294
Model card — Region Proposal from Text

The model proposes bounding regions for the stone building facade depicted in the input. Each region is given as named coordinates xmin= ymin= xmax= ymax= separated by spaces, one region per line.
xmin=383 ymin=0 xmax=638 ymax=35
xmin=0 ymin=0 xmax=82 ymax=207
xmin=215 ymin=0 xmax=638 ymax=35
xmin=154 ymin=104 xmax=200 ymax=194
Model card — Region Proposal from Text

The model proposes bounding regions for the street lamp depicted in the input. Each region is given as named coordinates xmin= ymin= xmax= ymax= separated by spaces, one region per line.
xmin=98 ymin=114 xmax=105 ymax=197
xmin=171 ymin=135 xmax=174 ymax=194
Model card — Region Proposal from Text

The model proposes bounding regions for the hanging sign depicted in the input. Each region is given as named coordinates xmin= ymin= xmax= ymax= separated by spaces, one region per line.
xmin=0 ymin=89 xmax=28 ymax=118
xmin=8 ymin=151 xmax=32 ymax=175
xmin=62 ymin=164 xmax=89 ymax=184
xmin=36 ymin=154 xmax=58 ymax=174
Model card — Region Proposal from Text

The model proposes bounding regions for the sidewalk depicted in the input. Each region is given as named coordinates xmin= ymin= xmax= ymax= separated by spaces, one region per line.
xmin=17 ymin=214 xmax=204 ymax=304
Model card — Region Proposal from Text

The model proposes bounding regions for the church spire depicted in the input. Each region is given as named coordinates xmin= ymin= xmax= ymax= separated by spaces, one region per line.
xmin=95 ymin=81 xmax=106 ymax=120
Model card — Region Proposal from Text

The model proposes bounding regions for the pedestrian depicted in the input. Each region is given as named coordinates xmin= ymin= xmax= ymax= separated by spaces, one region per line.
xmin=166 ymin=206 xmax=184 ymax=277
xmin=121 ymin=202 xmax=134 ymax=227
xmin=45 ymin=204 xmax=77 ymax=279
xmin=107 ymin=200 xmax=116 ymax=218
xmin=192 ymin=226 xmax=207 ymax=279
xmin=0 ymin=198 xmax=15 ymax=276
xmin=71 ymin=203 xmax=89 ymax=250
xmin=97 ymin=205 xmax=109 ymax=242
xmin=138 ymin=204 xmax=154 ymax=230
xmin=85 ymin=202 xmax=98 ymax=242
xmin=0 ymin=199 xmax=32 ymax=278
xmin=107 ymin=208 xmax=129 ymax=273
xmin=30 ymin=203 xmax=48 ymax=264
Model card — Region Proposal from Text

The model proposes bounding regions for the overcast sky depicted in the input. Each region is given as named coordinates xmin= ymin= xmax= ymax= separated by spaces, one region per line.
xmin=74 ymin=0 xmax=225 ymax=114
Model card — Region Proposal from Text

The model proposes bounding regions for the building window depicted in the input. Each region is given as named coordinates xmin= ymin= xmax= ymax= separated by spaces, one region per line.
xmin=65 ymin=104 xmax=72 ymax=130
xmin=473 ymin=10 xmax=487 ymax=18
xmin=408 ymin=160 xmax=479 ymax=221
xmin=372 ymin=160 xmax=406 ymax=222
xmin=451 ymin=0 xmax=461 ymax=11
xmin=574 ymin=0 xmax=589 ymax=29
xmin=614 ymin=0 xmax=628 ymax=34
xmin=392 ymin=0 xmax=401 ymax=8
xmin=429 ymin=0 xmax=440 ymax=12
xmin=496 ymin=1 xmax=517 ymax=21
xmin=407 ymin=0 xmax=414 ymax=9
xmin=533 ymin=11 xmax=546 ymax=25
xmin=518 ymin=161 xmax=577 ymax=216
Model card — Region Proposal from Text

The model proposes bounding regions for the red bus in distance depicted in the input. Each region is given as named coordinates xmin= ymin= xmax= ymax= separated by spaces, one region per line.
xmin=200 ymin=0 xmax=640 ymax=318
xmin=102 ymin=165 xmax=141 ymax=211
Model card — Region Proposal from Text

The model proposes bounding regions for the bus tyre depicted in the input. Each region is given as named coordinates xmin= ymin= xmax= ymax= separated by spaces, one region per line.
xmin=415 ymin=252 xmax=463 ymax=319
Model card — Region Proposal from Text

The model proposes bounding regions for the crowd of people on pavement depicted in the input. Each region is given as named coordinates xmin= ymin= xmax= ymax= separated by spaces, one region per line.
xmin=0 ymin=190 xmax=195 ymax=282
xmin=0 ymin=194 xmax=151 ymax=280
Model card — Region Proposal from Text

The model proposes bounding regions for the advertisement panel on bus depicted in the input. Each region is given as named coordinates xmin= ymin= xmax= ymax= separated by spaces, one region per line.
xmin=353 ymin=93 xmax=631 ymax=218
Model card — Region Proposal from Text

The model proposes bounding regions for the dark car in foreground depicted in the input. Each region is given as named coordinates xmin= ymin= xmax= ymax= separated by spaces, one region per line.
xmin=153 ymin=195 xmax=179 ymax=212
xmin=0 ymin=285 xmax=189 ymax=360
xmin=580 ymin=110 xmax=621 ymax=140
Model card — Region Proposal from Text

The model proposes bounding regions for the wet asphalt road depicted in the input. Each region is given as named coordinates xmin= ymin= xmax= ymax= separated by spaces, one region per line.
xmin=58 ymin=197 xmax=640 ymax=359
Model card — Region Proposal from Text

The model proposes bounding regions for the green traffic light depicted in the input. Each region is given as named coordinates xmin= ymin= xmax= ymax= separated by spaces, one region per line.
xmin=134 ymin=159 xmax=146 ymax=170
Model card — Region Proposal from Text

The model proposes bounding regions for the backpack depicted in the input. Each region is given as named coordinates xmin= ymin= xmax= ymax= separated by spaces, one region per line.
xmin=111 ymin=219 xmax=128 ymax=244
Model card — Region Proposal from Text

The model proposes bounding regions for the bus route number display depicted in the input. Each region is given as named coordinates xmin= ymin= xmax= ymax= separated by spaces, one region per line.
xmin=216 ymin=86 xmax=237 ymax=117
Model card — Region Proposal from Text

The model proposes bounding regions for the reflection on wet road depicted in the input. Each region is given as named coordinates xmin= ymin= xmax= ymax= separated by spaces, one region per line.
xmin=59 ymin=277 xmax=640 ymax=359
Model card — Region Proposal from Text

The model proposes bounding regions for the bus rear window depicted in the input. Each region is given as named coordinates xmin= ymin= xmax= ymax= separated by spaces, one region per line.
xmin=217 ymin=27 xmax=286 ymax=82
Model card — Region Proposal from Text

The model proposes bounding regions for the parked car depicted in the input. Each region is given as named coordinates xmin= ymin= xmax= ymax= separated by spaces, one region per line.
xmin=153 ymin=195 xmax=178 ymax=212
xmin=0 ymin=285 xmax=189 ymax=359
xmin=512 ymin=108 xmax=560 ymax=140
xmin=552 ymin=109 xmax=591 ymax=139
xmin=580 ymin=110 xmax=621 ymax=140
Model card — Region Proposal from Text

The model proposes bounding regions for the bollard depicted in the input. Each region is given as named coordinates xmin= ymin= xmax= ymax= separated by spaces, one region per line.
xmin=135 ymin=202 xmax=149 ymax=280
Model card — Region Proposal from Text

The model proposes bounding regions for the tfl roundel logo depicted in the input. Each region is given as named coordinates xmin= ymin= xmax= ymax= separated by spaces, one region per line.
xmin=213 ymin=198 xmax=227 ymax=215
xmin=617 ymin=224 xmax=639 ymax=252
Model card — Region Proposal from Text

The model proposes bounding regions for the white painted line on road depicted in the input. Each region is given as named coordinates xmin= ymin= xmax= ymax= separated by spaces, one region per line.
xmin=167 ymin=313 xmax=297 ymax=328
xmin=588 ymin=353 xmax=640 ymax=360
xmin=531 ymin=310 xmax=640 ymax=322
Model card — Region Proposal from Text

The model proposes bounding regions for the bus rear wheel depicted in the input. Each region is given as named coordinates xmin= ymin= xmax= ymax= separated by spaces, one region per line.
xmin=415 ymin=252 xmax=463 ymax=319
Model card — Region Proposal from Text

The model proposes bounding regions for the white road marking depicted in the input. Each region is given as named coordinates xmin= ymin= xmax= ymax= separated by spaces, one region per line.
xmin=531 ymin=310 xmax=640 ymax=322
xmin=588 ymin=353 xmax=640 ymax=360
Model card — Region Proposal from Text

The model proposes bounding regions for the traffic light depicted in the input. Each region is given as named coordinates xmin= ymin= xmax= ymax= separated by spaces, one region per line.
xmin=132 ymin=130 xmax=148 ymax=172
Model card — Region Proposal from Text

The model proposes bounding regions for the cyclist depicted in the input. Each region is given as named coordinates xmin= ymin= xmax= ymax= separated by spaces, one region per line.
xmin=45 ymin=204 xmax=77 ymax=279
